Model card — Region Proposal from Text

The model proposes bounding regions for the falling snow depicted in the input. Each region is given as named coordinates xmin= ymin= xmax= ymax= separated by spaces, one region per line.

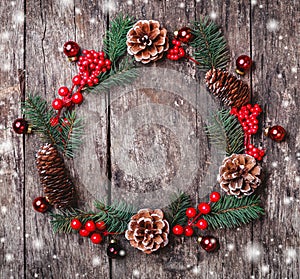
xmin=33 ymin=239 xmax=44 ymax=250
xmin=12 ymin=10 xmax=24 ymax=24
xmin=0 ymin=237 xmax=5 ymax=243
xmin=228 ymin=243 xmax=235 ymax=251
xmin=271 ymin=161 xmax=278 ymax=168
xmin=192 ymin=266 xmax=201 ymax=274
xmin=57 ymin=0 xmax=73 ymax=8
xmin=127 ymin=0 xmax=133 ymax=5
xmin=210 ymin=11 xmax=217 ymax=20
xmin=251 ymin=0 xmax=257 ymax=5
xmin=103 ymin=1 xmax=116 ymax=12
xmin=291 ymin=67 xmax=297 ymax=73
xmin=132 ymin=269 xmax=140 ymax=277
xmin=75 ymin=8 xmax=81 ymax=15
xmin=5 ymin=253 xmax=14 ymax=262
xmin=179 ymin=2 xmax=185 ymax=8
xmin=267 ymin=19 xmax=279 ymax=32
xmin=1 ymin=206 xmax=8 ymax=214
xmin=245 ymin=242 xmax=262 ymax=262
xmin=92 ymin=256 xmax=101 ymax=267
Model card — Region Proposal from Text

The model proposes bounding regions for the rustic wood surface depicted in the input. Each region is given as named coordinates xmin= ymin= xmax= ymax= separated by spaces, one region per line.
xmin=0 ymin=0 xmax=299 ymax=278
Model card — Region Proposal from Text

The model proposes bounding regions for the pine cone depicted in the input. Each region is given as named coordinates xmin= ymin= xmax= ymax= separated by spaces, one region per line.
xmin=36 ymin=144 xmax=76 ymax=208
xmin=218 ymin=154 xmax=261 ymax=198
xmin=205 ymin=68 xmax=250 ymax=108
xmin=126 ymin=20 xmax=169 ymax=64
xmin=125 ymin=208 xmax=169 ymax=254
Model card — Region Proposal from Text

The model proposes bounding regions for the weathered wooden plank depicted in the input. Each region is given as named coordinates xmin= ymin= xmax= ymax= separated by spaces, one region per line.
xmin=24 ymin=0 xmax=109 ymax=278
xmin=0 ymin=0 xmax=25 ymax=277
xmin=251 ymin=1 xmax=299 ymax=278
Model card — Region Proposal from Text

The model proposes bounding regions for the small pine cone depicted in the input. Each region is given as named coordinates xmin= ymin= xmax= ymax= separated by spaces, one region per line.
xmin=218 ymin=154 xmax=261 ymax=198
xmin=126 ymin=20 xmax=169 ymax=64
xmin=205 ymin=68 xmax=250 ymax=108
xmin=36 ymin=144 xmax=76 ymax=208
xmin=125 ymin=208 xmax=169 ymax=254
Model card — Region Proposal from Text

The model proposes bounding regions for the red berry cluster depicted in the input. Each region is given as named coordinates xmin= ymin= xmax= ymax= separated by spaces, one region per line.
xmin=230 ymin=104 xmax=265 ymax=161
xmin=166 ymin=39 xmax=186 ymax=61
xmin=70 ymin=219 xmax=109 ymax=245
xmin=172 ymin=192 xmax=221 ymax=237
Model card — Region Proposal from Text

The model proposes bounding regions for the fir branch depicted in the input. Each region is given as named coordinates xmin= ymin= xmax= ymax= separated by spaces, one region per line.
xmin=60 ymin=111 xmax=84 ymax=158
xmin=203 ymin=195 xmax=264 ymax=230
xmin=104 ymin=14 xmax=134 ymax=64
xmin=190 ymin=17 xmax=229 ymax=71
xmin=23 ymin=95 xmax=61 ymax=146
xmin=87 ymin=58 xmax=139 ymax=94
xmin=206 ymin=109 xmax=244 ymax=156
xmin=165 ymin=192 xmax=192 ymax=227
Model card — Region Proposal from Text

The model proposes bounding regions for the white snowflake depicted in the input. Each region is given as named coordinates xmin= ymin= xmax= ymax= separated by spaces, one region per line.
xmin=33 ymin=239 xmax=44 ymax=250
xmin=278 ymin=35 xmax=283 ymax=40
xmin=34 ymin=273 xmax=39 ymax=278
xmin=210 ymin=11 xmax=217 ymax=20
xmin=11 ymin=1 xmax=16 ymax=6
xmin=295 ymin=176 xmax=300 ymax=183
xmin=12 ymin=10 xmax=24 ymax=24
xmin=277 ymin=73 xmax=283 ymax=78
xmin=0 ymin=237 xmax=5 ymax=243
xmin=251 ymin=0 xmax=257 ymax=5
xmin=227 ymin=243 xmax=235 ymax=251
xmin=1 ymin=206 xmax=8 ymax=214
xmin=5 ymin=253 xmax=14 ymax=262
xmin=127 ymin=0 xmax=133 ymax=5
xmin=259 ymin=4 xmax=263 ymax=8
xmin=53 ymin=255 xmax=58 ymax=259
xmin=262 ymin=265 xmax=269 ymax=275
xmin=179 ymin=2 xmax=185 ymax=8
xmin=143 ymin=0 xmax=148 ymax=3
xmin=103 ymin=1 xmax=116 ymax=12
xmin=132 ymin=269 xmax=140 ymax=277
xmin=89 ymin=18 xmax=96 ymax=24
xmin=291 ymin=67 xmax=297 ymax=73
xmin=271 ymin=161 xmax=278 ymax=168
xmin=192 ymin=266 xmax=201 ymax=274
xmin=245 ymin=242 xmax=262 ymax=262
xmin=1 ymin=31 xmax=10 ymax=40
xmin=1 ymin=63 xmax=11 ymax=72
xmin=75 ymin=7 xmax=81 ymax=15
xmin=92 ymin=256 xmax=101 ymax=267
xmin=267 ymin=19 xmax=279 ymax=32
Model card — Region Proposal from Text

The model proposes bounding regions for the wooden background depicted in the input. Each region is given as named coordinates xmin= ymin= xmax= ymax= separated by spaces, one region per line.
xmin=0 ymin=0 xmax=299 ymax=278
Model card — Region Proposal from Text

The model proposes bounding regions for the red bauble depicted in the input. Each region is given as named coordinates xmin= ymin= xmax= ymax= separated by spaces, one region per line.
xmin=79 ymin=228 xmax=90 ymax=237
xmin=265 ymin=125 xmax=286 ymax=142
xmin=85 ymin=220 xmax=96 ymax=232
xmin=185 ymin=207 xmax=197 ymax=218
xmin=176 ymin=27 xmax=194 ymax=44
xmin=52 ymin=98 xmax=64 ymax=110
xmin=32 ymin=196 xmax=50 ymax=213
xmin=198 ymin=236 xmax=220 ymax=253
xmin=70 ymin=219 xmax=82 ymax=230
xmin=236 ymin=55 xmax=252 ymax=75
xmin=12 ymin=118 xmax=30 ymax=134
xmin=209 ymin=192 xmax=221 ymax=202
xmin=72 ymin=75 xmax=81 ymax=85
xmin=184 ymin=226 xmax=194 ymax=237
xmin=172 ymin=224 xmax=184 ymax=235
xmin=197 ymin=203 xmax=211 ymax=214
xmin=58 ymin=86 xmax=70 ymax=97
xmin=72 ymin=92 xmax=83 ymax=104
xmin=63 ymin=41 xmax=80 ymax=61
xmin=95 ymin=221 xmax=106 ymax=231
xmin=90 ymin=233 xmax=103 ymax=244
xmin=196 ymin=219 xmax=208 ymax=230
xmin=50 ymin=116 xmax=59 ymax=127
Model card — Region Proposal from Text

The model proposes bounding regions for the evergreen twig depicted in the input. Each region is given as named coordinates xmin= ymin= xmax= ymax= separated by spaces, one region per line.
xmin=203 ymin=195 xmax=264 ymax=230
xmin=165 ymin=192 xmax=192 ymax=227
xmin=190 ymin=17 xmax=229 ymax=71
xmin=206 ymin=109 xmax=244 ymax=156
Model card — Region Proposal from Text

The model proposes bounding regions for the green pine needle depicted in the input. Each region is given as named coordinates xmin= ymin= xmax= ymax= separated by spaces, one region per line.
xmin=206 ymin=109 xmax=244 ymax=156
xmin=104 ymin=14 xmax=134 ymax=64
xmin=203 ymin=195 xmax=264 ymax=230
xmin=190 ymin=17 xmax=229 ymax=71
xmin=165 ymin=192 xmax=192 ymax=227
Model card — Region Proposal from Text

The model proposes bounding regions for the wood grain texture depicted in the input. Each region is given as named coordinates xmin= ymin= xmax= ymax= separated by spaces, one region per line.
xmin=0 ymin=0 xmax=299 ymax=278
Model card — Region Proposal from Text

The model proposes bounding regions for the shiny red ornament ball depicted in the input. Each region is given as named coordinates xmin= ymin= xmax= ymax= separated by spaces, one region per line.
xmin=79 ymin=228 xmax=90 ymax=237
xmin=196 ymin=219 xmax=208 ymax=230
xmin=210 ymin=192 xmax=221 ymax=202
xmin=265 ymin=125 xmax=286 ymax=142
xmin=85 ymin=220 xmax=96 ymax=232
xmin=63 ymin=41 xmax=80 ymax=61
xmin=176 ymin=27 xmax=194 ymax=44
xmin=198 ymin=202 xmax=211 ymax=214
xmin=32 ymin=196 xmax=50 ymax=213
xmin=90 ymin=233 xmax=103 ymax=244
xmin=184 ymin=226 xmax=194 ymax=237
xmin=198 ymin=235 xmax=220 ymax=252
xmin=12 ymin=118 xmax=30 ymax=134
xmin=72 ymin=92 xmax=83 ymax=104
xmin=70 ymin=219 xmax=82 ymax=230
xmin=58 ymin=86 xmax=70 ymax=97
xmin=236 ymin=55 xmax=252 ymax=75
xmin=172 ymin=224 xmax=184 ymax=235
xmin=186 ymin=207 xmax=197 ymax=218
xmin=52 ymin=98 xmax=64 ymax=110
xmin=95 ymin=221 xmax=106 ymax=231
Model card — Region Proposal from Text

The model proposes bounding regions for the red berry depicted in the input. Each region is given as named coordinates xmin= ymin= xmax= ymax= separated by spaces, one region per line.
xmin=185 ymin=207 xmax=197 ymax=218
xmin=85 ymin=220 xmax=96 ymax=232
xmin=72 ymin=75 xmax=81 ymax=85
xmin=52 ymin=98 xmax=63 ymax=110
xmin=95 ymin=221 xmax=106 ymax=231
xmin=72 ymin=92 xmax=83 ymax=104
xmin=70 ymin=219 xmax=82 ymax=230
xmin=172 ymin=224 xmax=184 ymax=235
xmin=50 ymin=116 xmax=59 ymax=127
xmin=184 ymin=226 xmax=194 ymax=237
xmin=32 ymin=197 xmax=50 ymax=213
xmin=210 ymin=192 xmax=221 ymax=202
xmin=196 ymin=219 xmax=208 ymax=230
xmin=79 ymin=229 xmax=90 ymax=237
xmin=63 ymin=96 xmax=72 ymax=107
xmin=58 ymin=86 xmax=69 ymax=97
xmin=198 ymin=203 xmax=211 ymax=214
xmin=90 ymin=233 xmax=103 ymax=244
xmin=172 ymin=39 xmax=178 ymax=45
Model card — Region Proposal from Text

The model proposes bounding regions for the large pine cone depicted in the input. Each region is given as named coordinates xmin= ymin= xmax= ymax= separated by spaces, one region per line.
xmin=126 ymin=20 xmax=169 ymax=64
xmin=205 ymin=68 xmax=250 ymax=108
xmin=36 ymin=144 xmax=76 ymax=208
xmin=218 ymin=154 xmax=261 ymax=198
xmin=125 ymin=208 xmax=169 ymax=254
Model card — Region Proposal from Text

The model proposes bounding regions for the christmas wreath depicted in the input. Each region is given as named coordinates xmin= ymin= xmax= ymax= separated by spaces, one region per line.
xmin=13 ymin=14 xmax=287 ymax=258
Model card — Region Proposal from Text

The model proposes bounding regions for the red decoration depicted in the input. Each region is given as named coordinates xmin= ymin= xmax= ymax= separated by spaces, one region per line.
xmin=50 ymin=116 xmax=59 ymax=127
xmin=198 ymin=236 xmax=220 ymax=252
xmin=95 ymin=221 xmax=106 ymax=231
xmin=70 ymin=219 xmax=82 ymax=230
xmin=85 ymin=220 xmax=96 ymax=232
xmin=209 ymin=192 xmax=221 ymax=202
xmin=58 ymin=86 xmax=70 ymax=97
xmin=71 ymin=92 xmax=84 ymax=104
xmin=265 ymin=125 xmax=286 ymax=142
xmin=175 ymin=27 xmax=194 ymax=44
xmin=172 ymin=224 xmax=184 ymax=235
xmin=197 ymin=203 xmax=211 ymax=214
xmin=196 ymin=219 xmax=208 ymax=230
xmin=79 ymin=228 xmax=90 ymax=237
xmin=52 ymin=98 xmax=64 ymax=110
xmin=184 ymin=226 xmax=194 ymax=237
xmin=236 ymin=55 xmax=252 ymax=75
xmin=166 ymin=39 xmax=185 ymax=61
xmin=12 ymin=118 xmax=31 ymax=134
xmin=185 ymin=207 xmax=197 ymax=218
xmin=90 ymin=233 xmax=103 ymax=244
xmin=32 ymin=197 xmax=50 ymax=213
xmin=63 ymin=41 xmax=80 ymax=61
